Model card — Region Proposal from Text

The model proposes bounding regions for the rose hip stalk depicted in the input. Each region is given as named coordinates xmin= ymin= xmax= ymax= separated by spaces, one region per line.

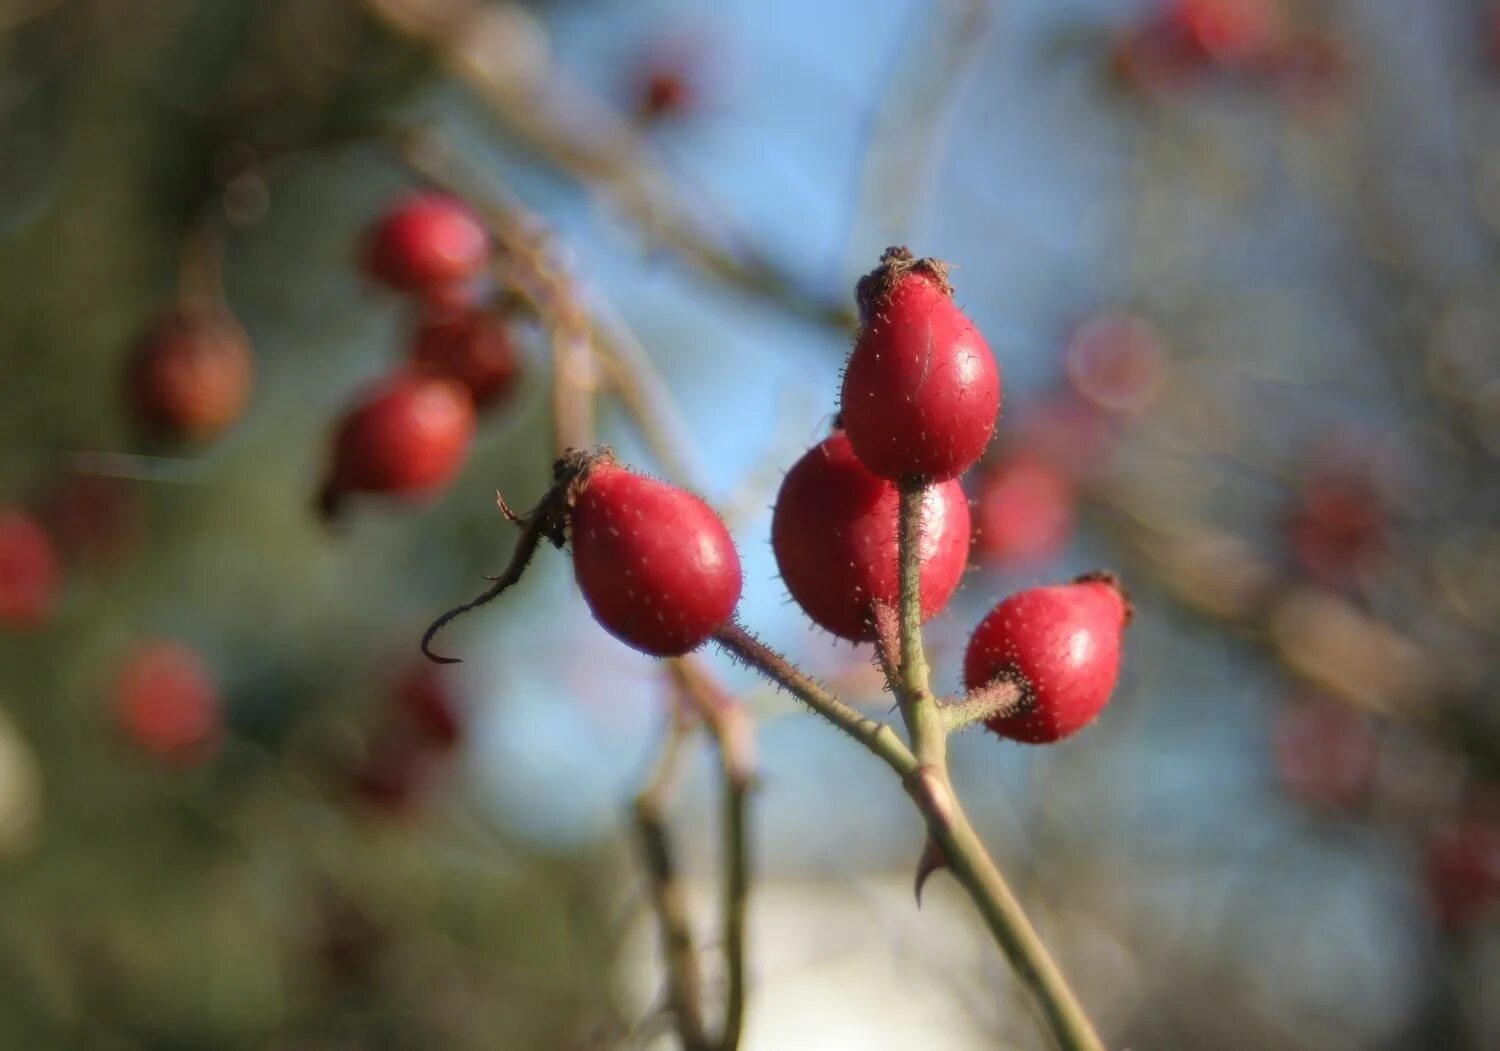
xmin=772 ymin=430 xmax=970 ymax=641
xmin=422 ymin=449 xmax=741 ymax=661
xmin=840 ymin=246 xmax=1000 ymax=482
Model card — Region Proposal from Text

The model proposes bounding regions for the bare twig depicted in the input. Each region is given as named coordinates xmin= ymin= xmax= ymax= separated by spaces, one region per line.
xmin=632 ymin=715 xmax=711 ymax=1051
xmin=670 ymin=659 xmax=755 ymax=1051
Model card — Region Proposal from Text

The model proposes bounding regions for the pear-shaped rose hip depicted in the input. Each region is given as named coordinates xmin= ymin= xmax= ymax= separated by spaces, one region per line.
xmin=570 ymin=462 xmax=742 ymax=657
xmin=318 ymin=373 xmax=475 ymax=520
xmin=963 ymin=572 xmax=1130 ymax=744
xmin=772 ymin=431 xmax=970 ymax=641
xmin=840 ymin=247 xmax=1000 ymax=482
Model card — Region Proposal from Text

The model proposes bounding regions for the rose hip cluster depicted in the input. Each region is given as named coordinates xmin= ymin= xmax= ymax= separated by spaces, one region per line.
xmin=776 ymin=246 xmax=1129 ymax=743
xmin=424 ymin=246 xmax=1129 ymax=747
xmin=318 ymin=194 xmax=523 ymax=522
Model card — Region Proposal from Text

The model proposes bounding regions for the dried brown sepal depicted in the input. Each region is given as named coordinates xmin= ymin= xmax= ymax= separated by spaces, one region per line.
xmin=1073 ymin=568 xmax=1134 ymax=625
xmin=854 ymin=245 xmax=954 ymax=322
xmin=420 ymin=446 xmax=614 ymax=662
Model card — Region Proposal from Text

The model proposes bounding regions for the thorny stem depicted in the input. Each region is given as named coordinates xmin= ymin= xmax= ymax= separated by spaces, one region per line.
xmin=889 ymin=479 xmax=1105 ymax=1051
xmin=711 ymin=622 xmax=917 ymax=779
xmin=632 ymin=716 xmax=711 ymax=1051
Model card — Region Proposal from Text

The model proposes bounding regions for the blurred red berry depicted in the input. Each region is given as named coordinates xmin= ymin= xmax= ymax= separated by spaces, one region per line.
xmin=363 ymin=193 xmax=491 ymax=300
xmin=964 ymin=572 xmax=1130 ymax=744
xmin=114 ymin=640 xmax=222 ymax=766
xmin=37 ymin=472 xmax=143 ymax=567
xmin=317 ymin=373 xmax=476 ymax=521
xmin=126 ymin=310 xmax=254 ymax=442
xmin=639 ymin=68 xmax=694 ymax=121
xmin=395 ymin=663 xmax=463 ymax=750
xmin=975 ymin=456 xmax=1074 ymax=569
xmin=1424 ymin=818 xmax=1500 ymax=931
xmin=0 ymin=510 xmax=60 ymax=630
xmin=1112 ymin=0 xmax=1283 ymax=91
xmin=841 ymin=248 xmax=1001 ymax=482
xmin=352 ymin=735 xmax=436 ymax=814
xmin=1065 ymin=314 xmax=1169 ymax=415
xmin=1284 ymin=468 xmax=1389 ymax=588
xmin=1011 ymin=392 xmax=1116 ymax=480
xmin=1272 ymin=695 xmax=1378 ymax=811
xmin=411 ymin=307 xmax=522 ymax=409
xmin=772 ymin=431 xmax=971 ymax=641
xmin=570 ymin=461 xmax=742 ymax=656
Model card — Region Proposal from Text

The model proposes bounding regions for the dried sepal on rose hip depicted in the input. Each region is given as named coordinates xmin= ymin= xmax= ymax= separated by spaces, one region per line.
xmin=962 ymin=571 xmax=1131 ymax=744
xmin=840 ymin=246 xmax=1001 ymax=482
xmin=317 ymin=372 xmax=476 ymax=523
xmin=423 ymin=448 xmax=742 ymax=661
xmin=772 ymin=430 xmax=970 ymax=641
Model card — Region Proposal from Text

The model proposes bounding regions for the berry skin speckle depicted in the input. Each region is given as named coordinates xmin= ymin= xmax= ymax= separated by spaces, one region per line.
xmin=963 ymin=572 xmax=1130 ymax=744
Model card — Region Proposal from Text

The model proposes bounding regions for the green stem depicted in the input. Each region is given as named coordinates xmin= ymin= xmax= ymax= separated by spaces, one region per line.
xmin=893 ymin=481 xmax=1104 ymax=1051
xmin=712 ymin=622 xmax=918 ymax=778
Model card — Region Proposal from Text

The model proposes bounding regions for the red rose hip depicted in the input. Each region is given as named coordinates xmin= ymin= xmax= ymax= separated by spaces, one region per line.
xmin=570 ymin=461 xmax=741 ymax=657
xmin=363 ymin=193 xmax=490 ymax=298
xmin=114 ymin=640 xmax=222 ymax=765
xmin=840 ymin=247 xmax=1000 ymax=482
xmin=963 ymin=572 xmax=1130 ymax=744
xmin=318 ymin=373 xmax=475 ymax=519
xmin=126 ymin=310 xmax=254 ymax=441
xmin=772 ymin=431 xmax=971 ymax=641
xmin=0 ymin=510 xmax=60 ymax=630
xmin=410 ymin=307 xmax=521 ymax=409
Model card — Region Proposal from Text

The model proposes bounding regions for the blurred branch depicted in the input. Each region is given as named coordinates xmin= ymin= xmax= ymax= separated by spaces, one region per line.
xmin=632 ymin=712 xmax=710 ymax=1051
xmin=848 ymin=0 xmax=989 ymax=258
xmin=360 ymin=0 xmax=855 ymax=330
xmin=669 ymin=658 xmax=755 ymax=1051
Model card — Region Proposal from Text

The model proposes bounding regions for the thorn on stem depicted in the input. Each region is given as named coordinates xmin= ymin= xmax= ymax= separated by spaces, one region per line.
xmin=914 ymin=836 xmax=951 ymax=906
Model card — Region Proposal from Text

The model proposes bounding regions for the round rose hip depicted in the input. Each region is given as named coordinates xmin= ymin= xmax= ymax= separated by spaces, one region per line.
xmin=963 ymin=572 xmax=1130 ymax=744
xmin=411 ymin=307 xmax=521 ymax=409
xmin=1425 ymin=817 xmax=1500 ymax=931
xmin=570 ymin=462 xmax=741 ymax=657
xmin=363 ymin=193 xmax=490 ymax=299
xmin=114 ymin=640 xmax=222 ymax=766
xmin=772 ymin=431 xmax=970 ymax=641
xmin=0 ymin=510 xmax=60 ymax=630
xmin=126 ymin=310 xmax=254 ymax=441
xmin=840 ymin=247 xmax=1000 ymax=482
xmin=318 ymin=373 xmax=475 ymax=520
